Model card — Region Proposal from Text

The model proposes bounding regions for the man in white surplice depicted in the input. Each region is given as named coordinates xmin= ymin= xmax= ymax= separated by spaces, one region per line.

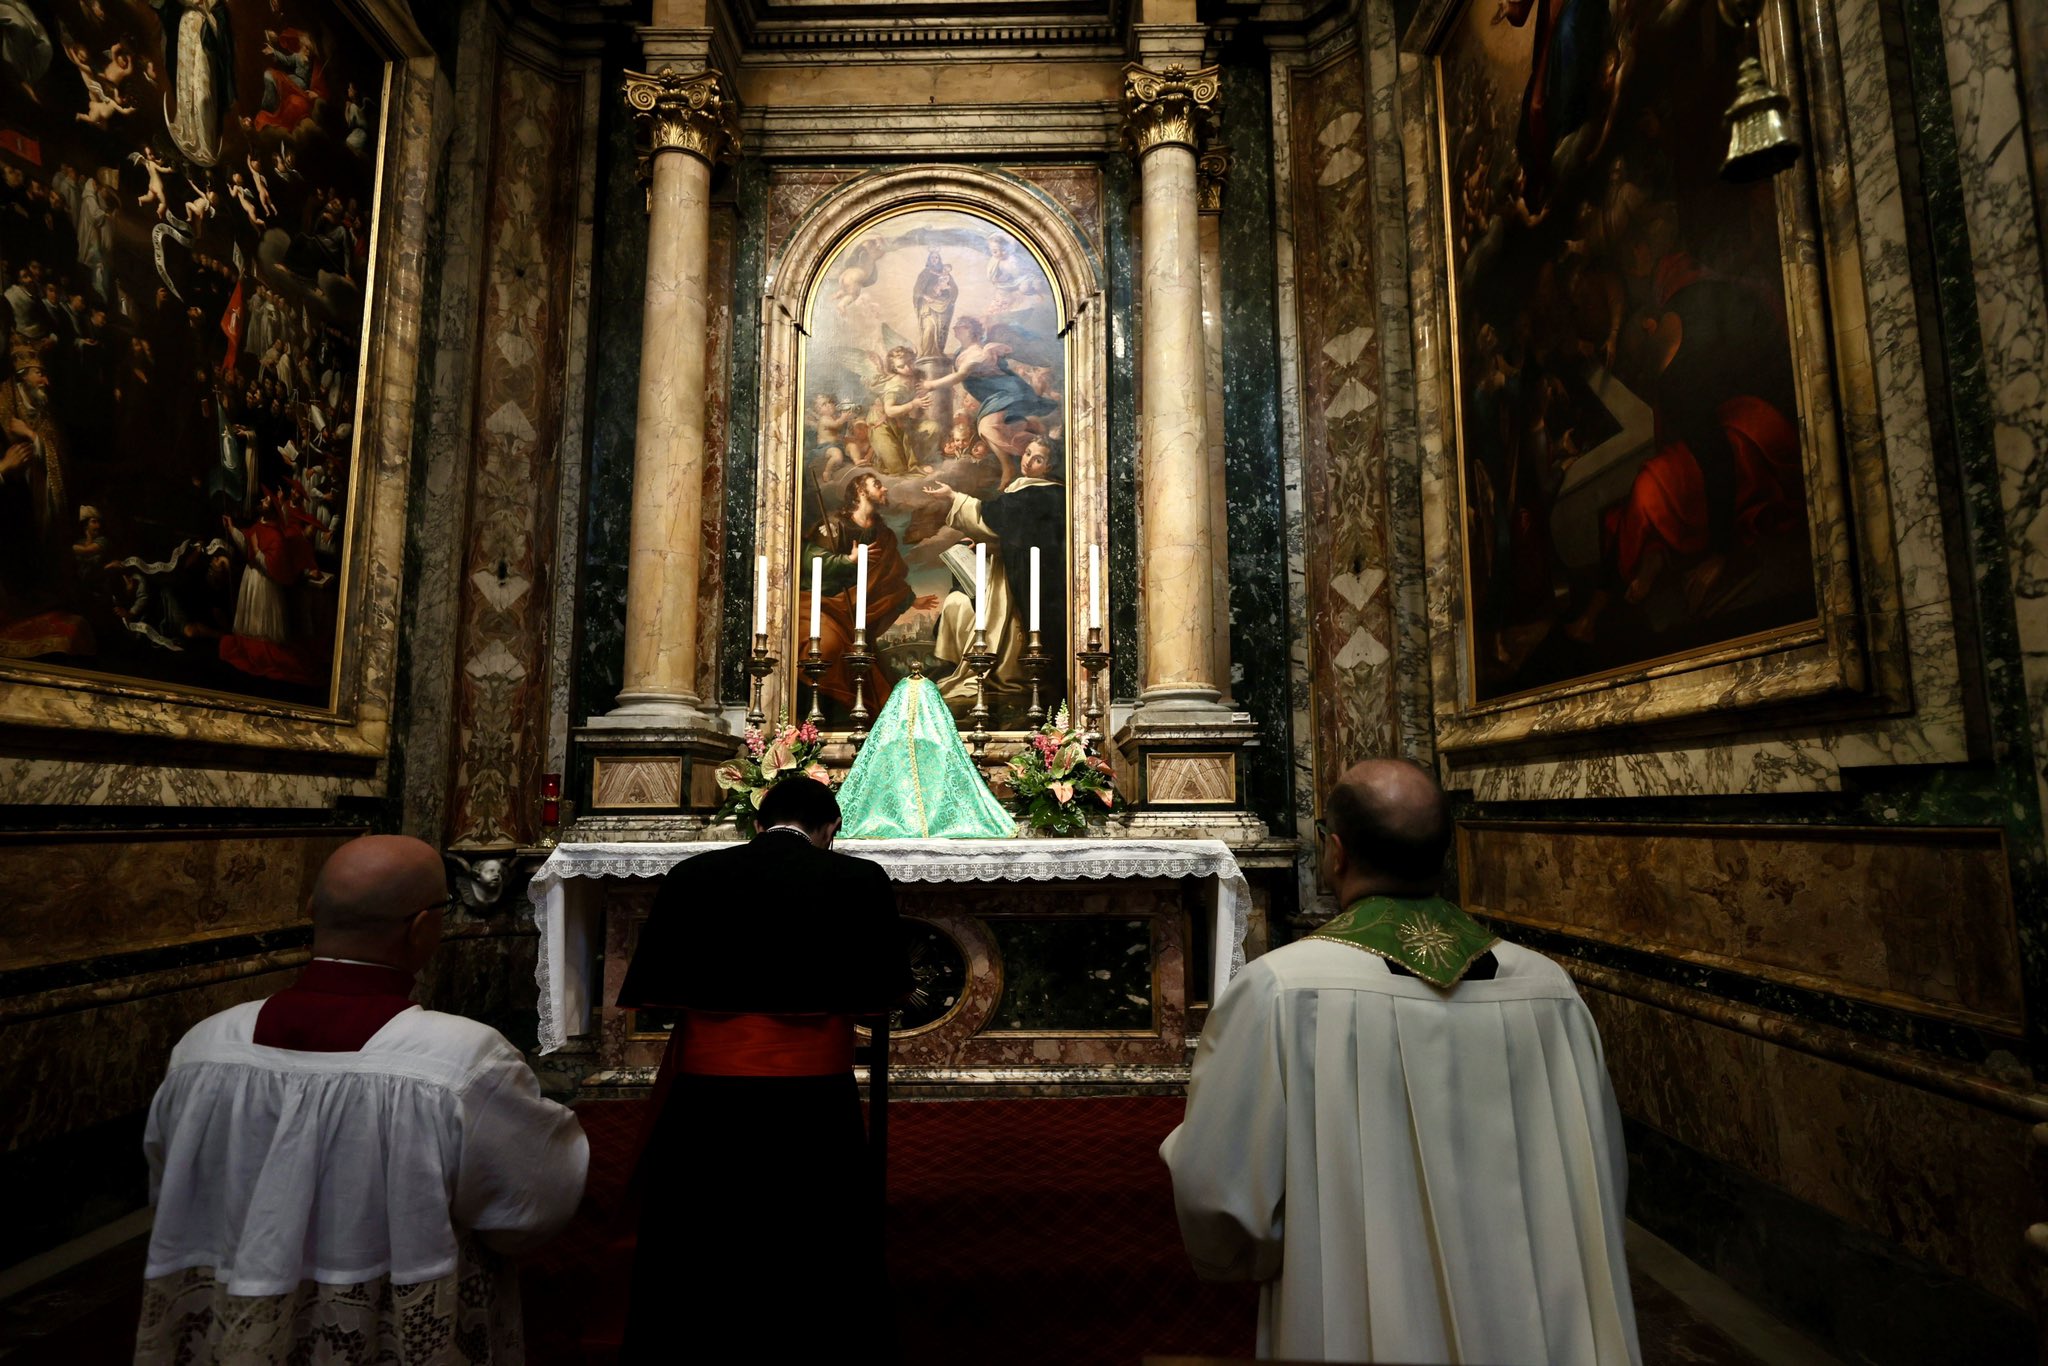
xmin=1162 ymin=760 xmax=1640 ymax=1364
xmin=137 ymin=836 xmax=589 ymax=1365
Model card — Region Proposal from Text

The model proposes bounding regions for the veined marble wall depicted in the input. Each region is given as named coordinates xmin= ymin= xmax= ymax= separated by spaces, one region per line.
xmin=1372 ymin=0 xmax=2048 ymax=1349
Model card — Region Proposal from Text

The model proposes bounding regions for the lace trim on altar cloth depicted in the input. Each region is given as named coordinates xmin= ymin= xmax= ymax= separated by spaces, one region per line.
xmin=135 ymin=1242 xmax=521 ymax=1366
xmin=528 ymin=839 xmax=1254 ymax=1052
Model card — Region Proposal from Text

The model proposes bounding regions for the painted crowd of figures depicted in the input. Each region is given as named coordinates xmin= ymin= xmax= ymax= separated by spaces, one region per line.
xmin=800 ymin=214 xmax=1068 ymax=731
xmin=0 ymin=0 xmax=381 ymax=706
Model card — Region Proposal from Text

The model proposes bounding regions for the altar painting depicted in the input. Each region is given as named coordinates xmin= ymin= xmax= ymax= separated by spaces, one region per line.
xmin=796 ymin=206 xmax=1068 ymax=732
xmin=1438 ymin=0 xmax=1818 ymax=704
xmin=0 ymin=0 xmax=386 ymax=710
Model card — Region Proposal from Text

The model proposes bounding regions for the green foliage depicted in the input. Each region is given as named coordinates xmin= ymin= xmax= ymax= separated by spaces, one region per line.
xmin=1007 ymin=704 xmax=1121 ymax=836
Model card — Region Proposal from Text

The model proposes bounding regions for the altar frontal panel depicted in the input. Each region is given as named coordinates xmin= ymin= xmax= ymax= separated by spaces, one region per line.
xmin=795 ymin=205 xmax=1070 ymax=734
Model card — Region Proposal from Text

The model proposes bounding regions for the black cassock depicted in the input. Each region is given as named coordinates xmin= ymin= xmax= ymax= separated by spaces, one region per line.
xmin=980 ymin=480 xmax=1068 ymax=664
xmin=617 ymin=830 xmax=910 ymax=1362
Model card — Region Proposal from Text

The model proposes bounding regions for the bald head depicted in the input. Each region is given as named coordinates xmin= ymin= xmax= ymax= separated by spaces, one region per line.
xmin=1322 ymin=759 xmax=1452 ymax=898
xmin=311 ymin=835 xmax=448 ymax=955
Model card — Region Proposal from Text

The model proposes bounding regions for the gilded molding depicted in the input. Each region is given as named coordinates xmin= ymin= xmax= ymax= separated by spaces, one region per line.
xmin=1121 ymin=63 xmax=1221 ymax=157
xmin=624 ymin=66 xmax=740 ymax=169
xmin=1196 ymin=142 xmax=1233 ymax=213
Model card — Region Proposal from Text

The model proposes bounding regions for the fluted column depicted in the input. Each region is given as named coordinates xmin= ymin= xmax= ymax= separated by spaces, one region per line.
xmin=1125 ymin=63 xmax=1223 ymax=709
xmin=606 ymin=67 xmax=738 ymax=724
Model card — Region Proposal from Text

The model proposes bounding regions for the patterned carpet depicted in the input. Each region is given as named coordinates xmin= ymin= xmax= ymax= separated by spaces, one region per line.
xmin=522 ymin=1095 xmax=1257 ymax=1365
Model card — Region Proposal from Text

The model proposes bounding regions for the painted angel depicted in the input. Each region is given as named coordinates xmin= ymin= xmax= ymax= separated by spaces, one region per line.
xmin=915 ymin=316 xmax=1062 ymax=488
xmin=829 ymin=234 xmax=887 ymax=311
xmin=246 ymin=153 xmax=276 ymax=218
xmin=130 ymin=146 xmax=176 ymax=219
xmin=830 ymin=343 xmax=930 ymax=476
xmin=63 ymin=29 xmax=135 ymax=127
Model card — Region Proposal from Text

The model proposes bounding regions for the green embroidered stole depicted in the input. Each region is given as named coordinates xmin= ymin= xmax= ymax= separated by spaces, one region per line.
xmin=1307 ymin=895 xmax=1500 ymax=988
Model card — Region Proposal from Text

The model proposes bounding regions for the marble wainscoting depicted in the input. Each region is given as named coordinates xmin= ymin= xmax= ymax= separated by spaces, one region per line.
xmin=0 ymin=827 xmax=352 ymax=1263
xmin=1580 ymin=972 xmax=2040 ymax=1363
xmin=1461 ymin=821 xmax=2023 ymax=1034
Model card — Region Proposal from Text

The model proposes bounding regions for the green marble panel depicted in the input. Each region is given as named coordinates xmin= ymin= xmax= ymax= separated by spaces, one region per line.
xmin=985 ymin=916 xmax=1154 ymax=1032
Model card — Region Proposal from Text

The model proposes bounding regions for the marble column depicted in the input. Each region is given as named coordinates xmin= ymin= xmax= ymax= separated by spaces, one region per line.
xmin=1126 ymin=63 xmax=1222 ymax=708
xmin=602 ymin=66 xmax=738 ymax=727
xmin=574 ymin=66 xmax=739 ymax=828
xmin=1118 ymin=63 xmax=1259 ymax=819
xmin=1198 ymin=143 xmax=1233 ymax=705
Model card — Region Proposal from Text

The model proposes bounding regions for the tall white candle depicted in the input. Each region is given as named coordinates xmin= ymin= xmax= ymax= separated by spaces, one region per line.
xmin=1029 ymin=546 xmax=1041 ymax=633
xmin=854 ymin=544 xmax=868 ymax=630
xmin=1088 ymin=544 xmax=1101 ymax=630
xmin=808 ymin=556 xmax=822 ymax=641
xmin=754 ymin=555 xmax=768 ymax=637
xmin=974 ymin=543 xmax=987 ymax=632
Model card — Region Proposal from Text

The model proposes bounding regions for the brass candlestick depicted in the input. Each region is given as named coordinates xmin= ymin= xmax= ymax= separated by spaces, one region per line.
xmin=844 ymin=626 xmax=874 ymax=748
xmin=1021 ymin=629 xmax=1050 ymax=728
xmin=799 ymin=635 xmax=828 ymax=730
xmin=745 ymin=632 xmax=776 ymax=728
xmin=964 ymin=628 xmax=996 ymax=753
xmin=1076 ymin=624 xmax=1110 ymax=748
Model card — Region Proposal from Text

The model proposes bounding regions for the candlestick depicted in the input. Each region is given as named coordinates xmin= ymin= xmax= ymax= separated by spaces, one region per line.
xmin=753 ymin=555 xmax=768 ymax=637
xmin=844 ymin=626 xmax=874 ymax=747
xmin=809 ymin=556 xmax=823 ymax=641
xmin=974 ymin=543 xmax=987 ymax=632
xmin=799 ymin=632 xmax=827 ymax=730
xmin=1088 ymin=544 xmax=1101 ymax=631
xmin=1022 ymin=628 xmax=1050 ymax=728
xmin=854 ymin=544 xmax=868 ymax=630
xmin=745 ymin=631 xmax=776 ymax=728
xmin=964 ymin=627 xmax=996 ymax=754
xmin=1076 ymin=623 xmax=1110 ymax=748
xmin=1028 ymin=546 xmax=1041 ymax=633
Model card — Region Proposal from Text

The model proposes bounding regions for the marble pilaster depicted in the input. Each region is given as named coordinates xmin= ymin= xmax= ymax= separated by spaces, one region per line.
xmin=1198 ymin=145 xmax=1232 ymax=704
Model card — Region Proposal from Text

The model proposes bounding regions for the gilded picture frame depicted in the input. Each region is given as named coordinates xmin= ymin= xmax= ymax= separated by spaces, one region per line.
xmin=0 ymin=0 xmax=436 ymax=762
xmin=1405 ymin=0 xmax=1910 ymax=754
xmin=753 ymin=166 xmax=1108 ymax=741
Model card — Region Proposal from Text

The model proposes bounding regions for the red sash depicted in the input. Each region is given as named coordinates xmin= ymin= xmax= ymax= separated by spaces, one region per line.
xmin=678 ymin=1011 xmax=855 ymax=1077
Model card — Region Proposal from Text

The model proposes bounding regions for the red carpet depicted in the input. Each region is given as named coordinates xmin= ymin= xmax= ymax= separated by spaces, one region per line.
xmin=523 ymin=1096 xmax=1256 ymax=1364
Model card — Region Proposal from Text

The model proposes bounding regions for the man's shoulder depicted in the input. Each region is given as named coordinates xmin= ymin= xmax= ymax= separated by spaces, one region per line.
xmin=370 ymin=1008 xmax=528 ymax=1080
xmin=171 ymin=999 xmax=265 ymax=1061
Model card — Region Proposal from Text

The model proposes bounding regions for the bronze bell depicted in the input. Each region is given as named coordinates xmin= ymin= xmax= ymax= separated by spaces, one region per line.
xmin=1722 ymin=55 xmax=1801 ymax=182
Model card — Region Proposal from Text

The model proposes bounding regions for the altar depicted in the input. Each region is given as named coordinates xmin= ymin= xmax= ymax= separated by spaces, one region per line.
xmin=528 ymin=837 xmax=1254 ymax=1087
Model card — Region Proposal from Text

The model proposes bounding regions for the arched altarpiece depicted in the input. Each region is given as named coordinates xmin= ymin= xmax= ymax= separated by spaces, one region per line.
xmin=749 ymin=165 xmax=1108 ymax=728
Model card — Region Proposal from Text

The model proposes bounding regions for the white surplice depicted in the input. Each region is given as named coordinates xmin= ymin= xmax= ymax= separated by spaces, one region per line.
xmin=1161 ymin=938 xmax=1641 ymax=1365
xmin=138 ymin=1003 xmax=589 ymax=1365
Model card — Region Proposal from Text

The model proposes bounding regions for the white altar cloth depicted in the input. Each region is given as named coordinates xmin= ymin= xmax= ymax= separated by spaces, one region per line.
xmin=526 ymin=838 xmax=1255 ymax=1054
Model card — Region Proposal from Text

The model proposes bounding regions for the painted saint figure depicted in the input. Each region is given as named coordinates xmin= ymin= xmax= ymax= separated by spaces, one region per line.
xmin=917 ymin=316 xmax=1061 ymax=488
xmin=799 ymin=468 xmax=940 ymax=715
xmin=911 ymin=250 xmax=958 ymax=359
xmin=154 ymin=0 xmax=235 ymax=168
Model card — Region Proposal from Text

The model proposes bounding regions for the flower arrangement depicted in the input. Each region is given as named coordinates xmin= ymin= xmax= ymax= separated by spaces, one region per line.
xmin=715 ymin=720 xmax=831 ymax=836
xmin=1007 ymin=705 xmax=1120 ymax=836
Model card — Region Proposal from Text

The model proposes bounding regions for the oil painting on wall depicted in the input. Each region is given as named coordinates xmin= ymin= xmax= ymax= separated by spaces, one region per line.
xmin=1438 ymin=0 xmax=1818 ymax=703
xmin=796 ymin=206 xmax=1068 ymax=731
xmin=0 ymin=0 xmax=385 ymax=710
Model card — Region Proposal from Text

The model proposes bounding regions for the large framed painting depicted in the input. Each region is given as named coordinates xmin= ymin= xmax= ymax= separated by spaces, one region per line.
xmin=0 ymin=0 xmax=429 ymax=757
xmin=793 ymin=204 xmax=1070 ymax=733
xmin=1409 ymin=0 xmax=1899 ymax=750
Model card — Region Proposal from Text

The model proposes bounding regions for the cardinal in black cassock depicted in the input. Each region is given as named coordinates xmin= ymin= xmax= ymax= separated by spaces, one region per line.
xmin=617 ymin=776 xmax=910 ymax=1361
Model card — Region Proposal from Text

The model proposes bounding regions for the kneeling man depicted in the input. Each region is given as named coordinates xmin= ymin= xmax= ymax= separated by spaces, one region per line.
xmin=1162 ymin=759 xmax=1640 ymax=1363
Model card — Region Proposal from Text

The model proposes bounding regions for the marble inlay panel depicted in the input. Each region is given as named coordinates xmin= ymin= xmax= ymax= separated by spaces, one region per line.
xmin=1583 ymin=984 xmax=2034 ymax=1309
xmin=766 ymin=168 xmax=861 ymax=264
xmin=0 ymin=830 xmax=348 ymax=971
xmin=447 ymin=58 xmax=582 ymax=848
xmin=695 ymin=209 xmax=737 ymax=705
xmin=1464 ymin=822 xmax=2021 ymax=1031
xmin=1007 ymin=165 xmax=1105 ymax=260
xmin=1286 ymin=45 xmax=1394 ymax=816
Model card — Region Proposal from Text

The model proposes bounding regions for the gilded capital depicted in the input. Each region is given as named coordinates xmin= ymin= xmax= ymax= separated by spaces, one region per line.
xmin=624 ymin=66 xmax=740 ymax=167
xmin=1122 ymin=63 xmax=1221 ymax=158
xmin=1196 ymin=143 xmax=1233 ymax=213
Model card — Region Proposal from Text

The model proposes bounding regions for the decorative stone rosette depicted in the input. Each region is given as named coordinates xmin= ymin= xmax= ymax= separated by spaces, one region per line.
xmin=623 ymin=66 xmax=741 ymax=167
xmin=1121 ymin=63 xmax=1222 ymax=157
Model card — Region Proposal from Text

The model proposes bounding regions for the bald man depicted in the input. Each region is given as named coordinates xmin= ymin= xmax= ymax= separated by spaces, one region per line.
xmin=1162 ymin=761 xmax=1641 ymax=1363
xmin=137 ymin=836 xmax=588 ymax=1366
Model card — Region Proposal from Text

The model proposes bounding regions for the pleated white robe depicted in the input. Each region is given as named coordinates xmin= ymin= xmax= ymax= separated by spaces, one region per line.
xmin=1161 ymin=939 xmax=1641 ymax=1364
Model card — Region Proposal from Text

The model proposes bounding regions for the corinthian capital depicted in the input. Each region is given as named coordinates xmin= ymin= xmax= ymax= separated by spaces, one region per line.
xmin=1197 ymin=143 xmax=1233 ymax=213
xmin=1122 ymin=63 xmax=1221 ymax=158
xmin=624 ymin=66 xmax=740 ymax=167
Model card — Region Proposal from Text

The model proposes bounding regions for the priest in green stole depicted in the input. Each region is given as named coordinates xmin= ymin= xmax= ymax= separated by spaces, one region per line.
xmin=1162 ymin=760 xmax=1641 ymax=1363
